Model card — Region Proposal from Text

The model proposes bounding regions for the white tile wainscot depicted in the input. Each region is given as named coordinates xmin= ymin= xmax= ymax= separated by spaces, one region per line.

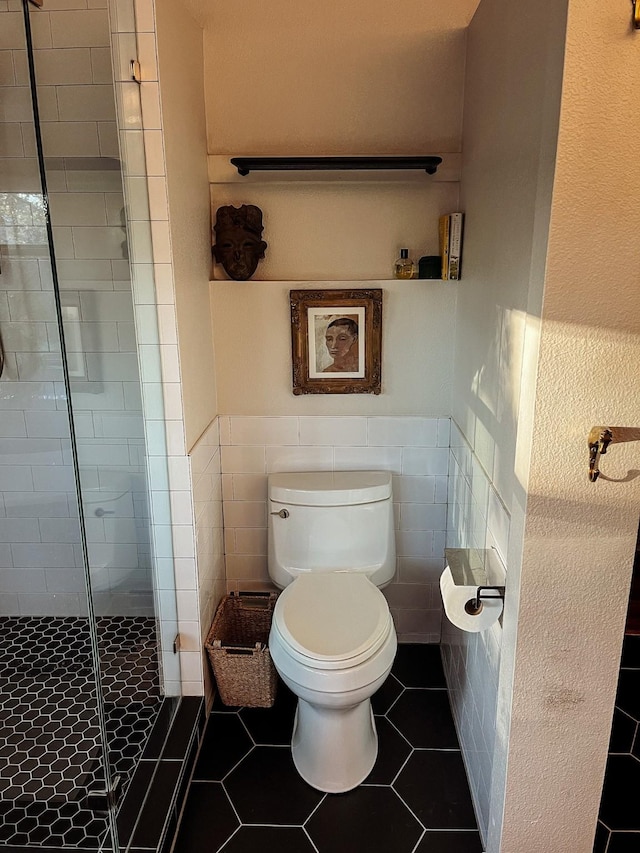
xmin=188 ymin=419 xmax=225 ymax=707
xmin=220 ymin=415 xmax=450 ymax=643
xmin=441 ymin=420 xmax=511 ymax=844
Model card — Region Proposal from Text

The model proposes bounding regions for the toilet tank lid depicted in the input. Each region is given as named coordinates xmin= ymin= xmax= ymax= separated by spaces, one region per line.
xmin=269 ymin=471 xmax=392 ymax=506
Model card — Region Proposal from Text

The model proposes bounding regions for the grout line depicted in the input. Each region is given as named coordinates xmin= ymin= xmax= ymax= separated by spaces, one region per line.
xmin=383 ymin=712 xmax=415 ymax=750
xmin=303 ymin=824 xmax=322 ymax=853
xmin=220 ymin=779 xmax=243 ymax=832
xmin=216 ymin=823 xmax=242 ymax=853
xmin=388 ymin=783 xmax=428 ymax=833
xmin=221 ymin=740 xmax=256 ymax=782
xmin=303 ymin=791 xmax=328 ymax=827
xmin=409 ymin=828 xmax=426 ymax=853
xmin=235 ymin=709 xmax=256 ymax=745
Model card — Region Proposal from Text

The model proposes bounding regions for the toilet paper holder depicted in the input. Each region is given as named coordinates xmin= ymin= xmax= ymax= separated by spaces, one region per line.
xmin=444 ymin=547 xmax=506 ymax=615
xmin=464 ymin=585 xmax=506 ymax=615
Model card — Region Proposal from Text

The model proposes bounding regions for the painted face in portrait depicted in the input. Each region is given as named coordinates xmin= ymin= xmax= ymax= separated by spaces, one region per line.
xmin=323 ymin=318 xmax=359 ymax=372
xmin=212 ymin=204 xmax=267 ymax=281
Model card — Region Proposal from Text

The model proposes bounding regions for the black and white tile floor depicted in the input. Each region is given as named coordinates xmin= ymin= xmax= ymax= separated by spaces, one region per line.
xmin=594 ymin=634 xmax=640 ymax=853
xmin=175 ymin=644 xmax=484 ymax=853
xmin=0 ymin=616 xmax=161 ymax=848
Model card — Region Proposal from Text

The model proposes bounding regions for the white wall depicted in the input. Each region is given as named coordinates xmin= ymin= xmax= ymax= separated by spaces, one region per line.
xmin=203 ymin=0 xmax=472 ymax=157
xmin=202 ymin=2 xmax=467 ymax=648
xmin=203 ymin=0 xmax=469 ymax=281
xmin=188 ymin=418 xmax=224 ymax=706
xmin=211 ymin=280 xmax=455 ymax=416
xmin=447 ymin=0 xmax=569 ymax=844
xmin=444 ymin=425 xmax=510 ymax=835
xmin=155 ymin=0 xmax=216 ymax=451
xmin=150 ymin=0 xmax=225 ymax=694
xmin=450 ymin=0 xmax=640 ymax=849
xmin=209 ymin=179 xmax=459 ymax=283
xmin=495 ymin=0 xmax=640 ymax=849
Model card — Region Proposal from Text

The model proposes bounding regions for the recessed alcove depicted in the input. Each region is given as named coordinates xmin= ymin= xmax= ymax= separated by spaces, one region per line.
xmin=208 ymin=154 xmax=462 ymax=281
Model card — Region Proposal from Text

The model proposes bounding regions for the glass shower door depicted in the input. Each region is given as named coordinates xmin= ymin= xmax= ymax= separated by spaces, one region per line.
xmin=0 ymin=4 xmax=120 ymax=848
xmin=0 ymin=1 xmax=177 ymax=848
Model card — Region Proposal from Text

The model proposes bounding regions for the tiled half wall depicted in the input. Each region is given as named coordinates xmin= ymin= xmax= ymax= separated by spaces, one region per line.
xmin=219 ymin=415 xmax=450 ymax=644
xmin=442 ymin=421 xmax=511 ymax=843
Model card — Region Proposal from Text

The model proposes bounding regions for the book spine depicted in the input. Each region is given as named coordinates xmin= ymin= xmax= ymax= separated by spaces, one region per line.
xmin=439 ymin=214 xmax=450 ymax=280
xmin=448 ymin=212 xmax=463 ymax=280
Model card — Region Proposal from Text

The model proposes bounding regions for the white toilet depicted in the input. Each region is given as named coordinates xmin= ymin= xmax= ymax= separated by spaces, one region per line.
xmin=267 ymin=470 xmax=398 ymax=793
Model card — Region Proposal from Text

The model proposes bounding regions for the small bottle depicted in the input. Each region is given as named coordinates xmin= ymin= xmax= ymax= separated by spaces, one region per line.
xmin=394 ymin=248 xmax=415 ymax=280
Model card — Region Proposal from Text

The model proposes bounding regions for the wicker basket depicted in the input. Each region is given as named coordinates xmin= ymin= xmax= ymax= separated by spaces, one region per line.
xmin=205 ymin=591 xmax=279 ymax=708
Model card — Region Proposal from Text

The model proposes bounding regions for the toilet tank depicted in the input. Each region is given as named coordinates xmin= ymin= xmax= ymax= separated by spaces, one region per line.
xmin=267 ymin=471 xmax=396 ymax=589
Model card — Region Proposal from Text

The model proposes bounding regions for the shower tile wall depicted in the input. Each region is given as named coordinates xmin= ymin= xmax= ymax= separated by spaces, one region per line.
xmin=0 ymin=0 xmax=153 ymax=618
xmin=442 ymin=420 xmax=510 ymax=843
xmin=219 ymin=415 xmax=450 ymax=644
xmin=107 ymin=0 xmax=204 ymax=694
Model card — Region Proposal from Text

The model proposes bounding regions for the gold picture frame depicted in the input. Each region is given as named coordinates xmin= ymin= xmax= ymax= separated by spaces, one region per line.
xmin=290 ymin=289 xmax=382 ymax=395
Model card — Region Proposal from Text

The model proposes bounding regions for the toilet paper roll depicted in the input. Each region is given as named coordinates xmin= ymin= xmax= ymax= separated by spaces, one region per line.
xmin=439 ymin=566 xmax=503 ymax=632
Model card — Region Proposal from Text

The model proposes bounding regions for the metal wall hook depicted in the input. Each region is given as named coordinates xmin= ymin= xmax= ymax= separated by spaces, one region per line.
xmin=588 ymin=427 xmax=613 ymax=482
xmin=633 ymin=0 xmax=640 ymax=30
xmin=588 ymin=426 xmax=640 ymax=481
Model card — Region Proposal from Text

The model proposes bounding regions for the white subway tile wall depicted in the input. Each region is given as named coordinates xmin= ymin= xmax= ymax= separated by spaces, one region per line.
xmin=219 ymin=415 xmax=451 ymax=643
xmin=108 ymin=0 xmax=221 ymax=696
xmin=0 ymin=2 xmax=184 ymax=693
xmin=442 ymin=420 xmax=510 ymax=841
xmin=107 ymin=0 xmax=188 ymax=693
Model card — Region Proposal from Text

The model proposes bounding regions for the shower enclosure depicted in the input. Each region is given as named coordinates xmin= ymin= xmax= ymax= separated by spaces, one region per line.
xmin=0 ymin=1 xmax=179 ymax=849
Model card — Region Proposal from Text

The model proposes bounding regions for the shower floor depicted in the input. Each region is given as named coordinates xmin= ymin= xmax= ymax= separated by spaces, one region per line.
xmin=0 ymin=616 xmax=162 ymax=849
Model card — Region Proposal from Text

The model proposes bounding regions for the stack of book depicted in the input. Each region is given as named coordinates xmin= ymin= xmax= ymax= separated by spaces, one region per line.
xmin=438 ymin=212 xmax=464 ymax=280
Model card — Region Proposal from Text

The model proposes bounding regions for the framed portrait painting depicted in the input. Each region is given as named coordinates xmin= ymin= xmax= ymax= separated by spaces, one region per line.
xmin=290 ymin=289 xmax=382 ymax=395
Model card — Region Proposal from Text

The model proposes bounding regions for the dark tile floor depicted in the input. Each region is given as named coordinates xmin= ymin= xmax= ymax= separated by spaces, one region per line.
xmin=174 ymin=644 xmax=484 ymax=853
xmin=594 ymin=634 xmax=640 ymax=853
xmin=0 ymin=616 xmax=161 ymax=849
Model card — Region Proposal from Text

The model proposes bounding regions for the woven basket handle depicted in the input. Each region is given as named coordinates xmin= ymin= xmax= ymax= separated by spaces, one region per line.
xmin=233 ymin=590 xmax=278 ymax=611
xmin=213 ymin=639 xmax=264 ymax=654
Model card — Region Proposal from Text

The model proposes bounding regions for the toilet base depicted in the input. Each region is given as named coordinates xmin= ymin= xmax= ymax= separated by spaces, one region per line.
xmin=291 ymin=697 xmax=378 ymax=793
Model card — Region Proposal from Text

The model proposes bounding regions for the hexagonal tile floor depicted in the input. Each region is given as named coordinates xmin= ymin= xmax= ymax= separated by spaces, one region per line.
xmin=0 ymin=616 xmax=162 ymax=848
xmin=594 ymin=634 xmax=640 ymax=852
xmin=174 ymin=644 xmax=484 ymax=853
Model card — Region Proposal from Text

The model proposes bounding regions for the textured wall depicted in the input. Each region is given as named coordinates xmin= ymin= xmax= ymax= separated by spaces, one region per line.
xmin=496 ymin=0 xmax=640 ymax=849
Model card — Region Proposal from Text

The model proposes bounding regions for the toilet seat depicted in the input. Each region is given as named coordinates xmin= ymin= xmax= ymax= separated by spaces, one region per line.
xmin=272 ymin=573 xmax=392 ymax=671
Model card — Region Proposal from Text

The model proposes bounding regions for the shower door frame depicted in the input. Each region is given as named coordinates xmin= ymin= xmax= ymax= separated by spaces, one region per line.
xmin=0 ymin=0 xmax=181 ymax=846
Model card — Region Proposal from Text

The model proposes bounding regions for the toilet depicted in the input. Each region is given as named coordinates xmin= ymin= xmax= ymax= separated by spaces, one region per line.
xmin=267 ymin=470 xmax=397 ymax=793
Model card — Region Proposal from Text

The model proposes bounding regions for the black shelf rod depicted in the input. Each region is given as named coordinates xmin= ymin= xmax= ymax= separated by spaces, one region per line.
xmin=230 ymin=156 xmax=442 ymax=176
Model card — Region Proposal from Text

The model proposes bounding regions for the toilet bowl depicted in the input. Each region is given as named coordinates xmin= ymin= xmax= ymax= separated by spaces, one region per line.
xmin=269 ymin=572 xmax=397 ymax=793
xmin=266 ymin=470 xmax=398 ymax=794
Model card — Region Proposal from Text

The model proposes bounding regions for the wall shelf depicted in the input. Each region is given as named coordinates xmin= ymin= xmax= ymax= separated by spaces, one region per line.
xmin=208 ymin=153 xmax=461 ymax=184
xmin=230 ymin=155 xmax=442 ymax=176
xmin=209 ymin=275 xmax=451 ymax=283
